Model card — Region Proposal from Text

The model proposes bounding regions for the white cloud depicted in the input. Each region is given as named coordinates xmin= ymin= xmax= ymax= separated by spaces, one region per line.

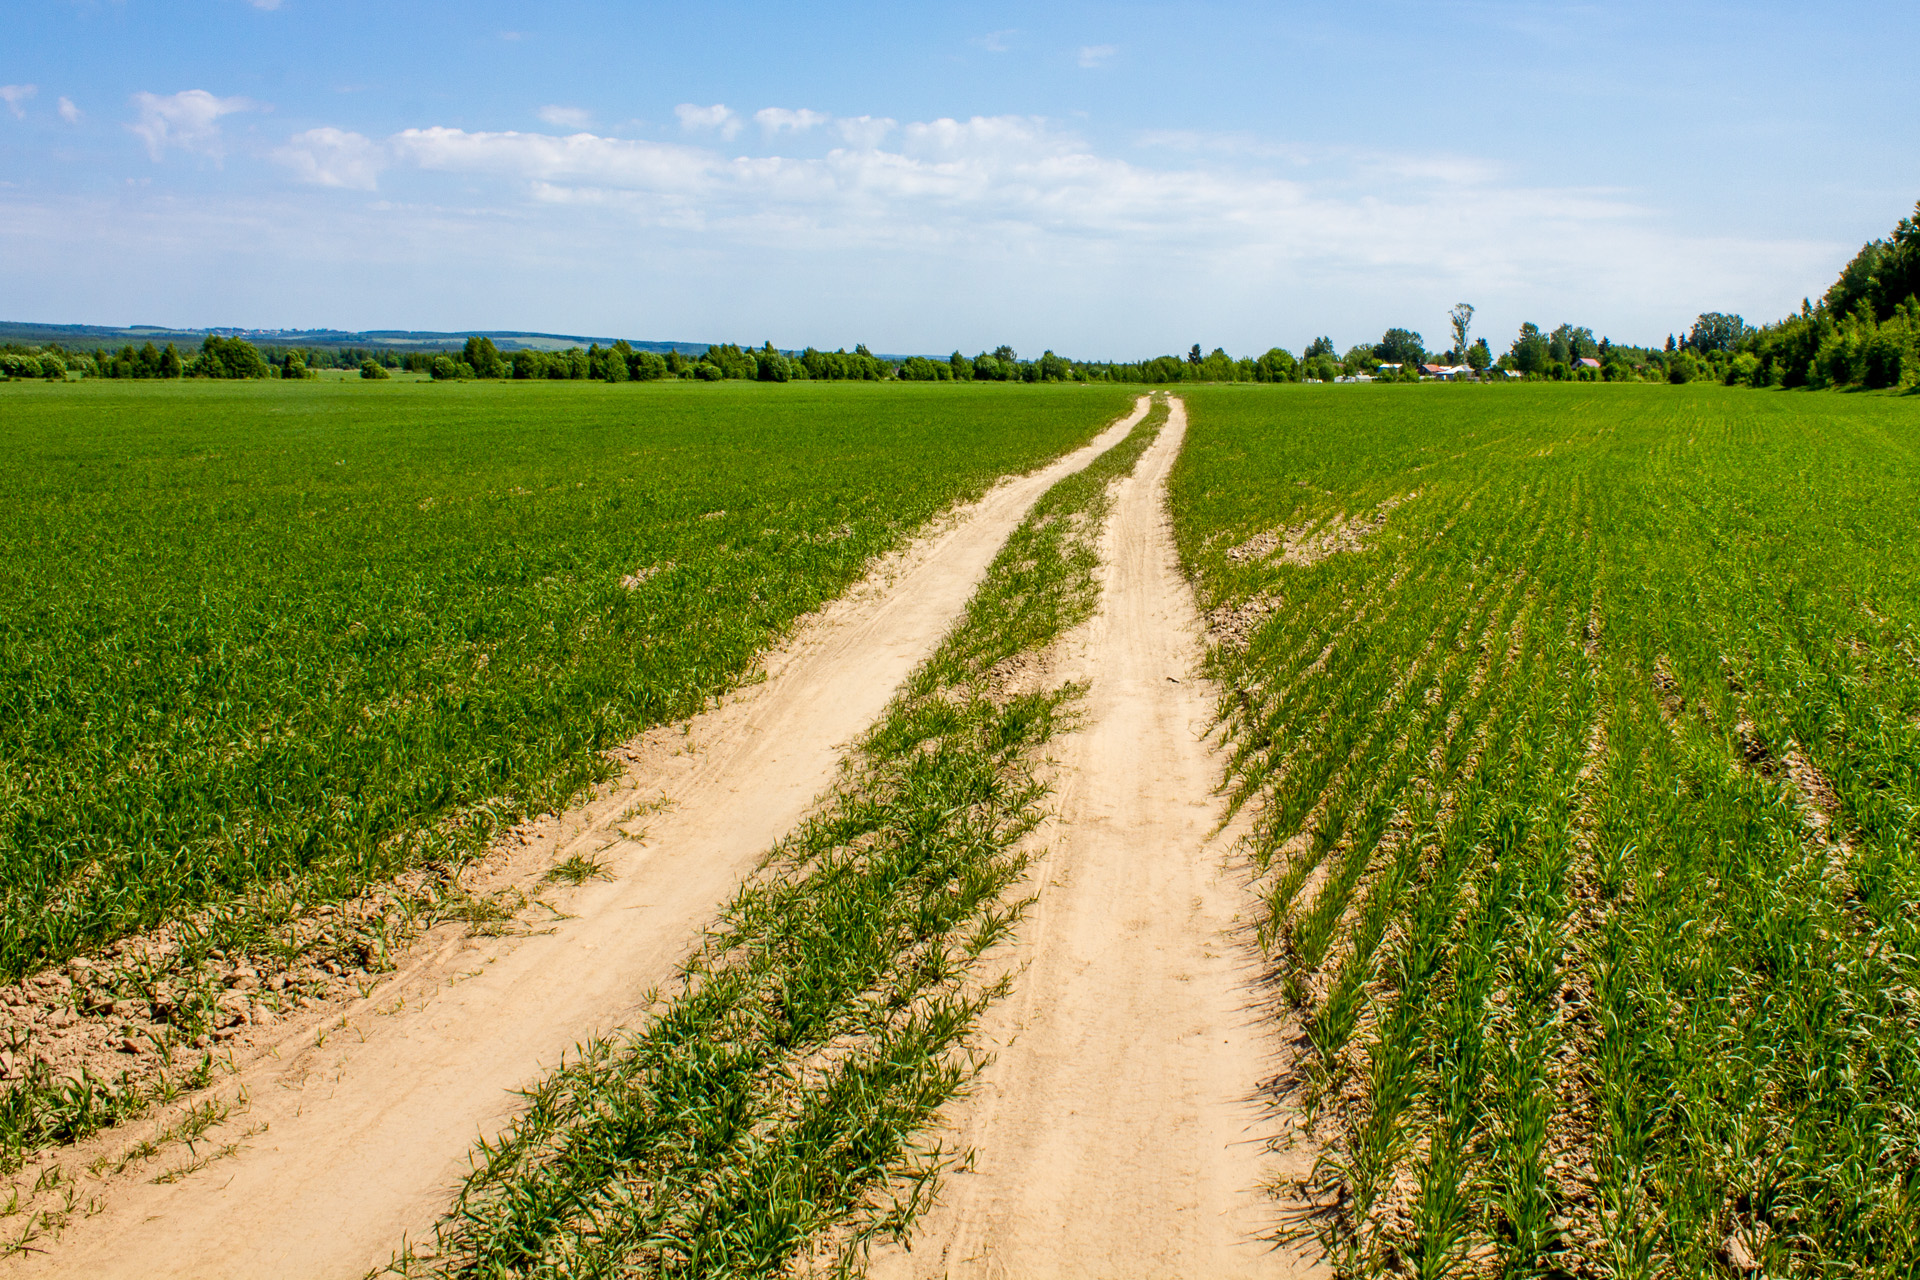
xmin=58 ymin=96 xmax=81 ymax=124
xmin=674 ymin=103 xmax=740 ymax=139
xmin=974 ymin=30 xmax=1015 ymax=53
xmin=247 ymin=0 xmax=283 ymax=9
xmin=836 ymin=115 xmax=895 ymax=149
xmin=0 ymin=85 xmax=35 ymax=119
xmin=13 ymin=106 xmax=1842 ymax=357
xmin=390 ymin=127 xmax=715 ymax=192
xmin=1078 ymin=44 xmax=1117 ymax=68
xmin=129 ymin=89 xmax=255 ymax=161
xmin=273 ymin=127 xmax=385 ymax=189
xmin=536 ymin=105 xmax=593 ymax=130
xmin=754 ymin=107 xmax=829 ymax=135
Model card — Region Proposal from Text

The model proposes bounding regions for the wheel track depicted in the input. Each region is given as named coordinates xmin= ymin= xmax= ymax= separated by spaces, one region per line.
xmin=868 ymin=397 xmax=1320 ymax=1279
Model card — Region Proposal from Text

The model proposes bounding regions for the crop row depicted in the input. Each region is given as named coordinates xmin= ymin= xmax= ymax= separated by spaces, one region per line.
xmin=1173 ymin=383 xmax=1920 ymax=1277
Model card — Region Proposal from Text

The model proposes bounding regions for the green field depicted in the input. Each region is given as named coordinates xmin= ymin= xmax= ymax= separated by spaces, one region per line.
xmin=1173 ymin=383 xmax=1920 ymax=1276
xmin=0 ymin=379 xmax=1131 ymax=981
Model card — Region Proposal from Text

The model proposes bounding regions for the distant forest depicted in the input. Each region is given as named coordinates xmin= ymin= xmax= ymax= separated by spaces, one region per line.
xmin=4 ymin=201 xmax=1914 ymax=391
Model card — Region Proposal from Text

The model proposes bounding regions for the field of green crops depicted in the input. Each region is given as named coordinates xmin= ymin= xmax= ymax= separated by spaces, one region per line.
xmin=1173 ymin=384 xmax=1920 ymax=1278
xmin=0 ymin=379 xmax=1132 ymax=982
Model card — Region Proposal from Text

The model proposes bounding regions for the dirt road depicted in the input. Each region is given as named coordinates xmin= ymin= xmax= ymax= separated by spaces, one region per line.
xmin=868 ymin=397 xmax=1315 ymax=1279
xmin=16 ymin=400 xmax=1149 ymax=1280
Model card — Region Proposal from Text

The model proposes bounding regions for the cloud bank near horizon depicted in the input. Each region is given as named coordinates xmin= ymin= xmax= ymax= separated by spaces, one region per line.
xmin=1 ymin=94 xmax=1846 ymax=355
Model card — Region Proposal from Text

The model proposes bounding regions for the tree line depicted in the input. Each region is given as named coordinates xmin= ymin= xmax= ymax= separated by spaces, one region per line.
xmin=7 ymin=205 xmax=1914 ymax=393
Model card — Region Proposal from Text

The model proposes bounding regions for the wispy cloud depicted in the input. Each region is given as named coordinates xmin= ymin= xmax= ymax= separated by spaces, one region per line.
xmin=130 ymin=89 xmax=255 ymax=161
xmin=754 ymin=107 xmax=829 ymax=135
xmin=974 ymin=29 xmax=1016 ymax=53
xmin=246 ymin=0 xmax=282 ymax=9
xmin=1078 ymin=44 xmax=1117 ymax=69
xmin=536 ymin=105 xmax=593 ymax=130
xmin=674 ymin=103 xmax=740 ymax=140
xmin=0 ymin=85 xmax=36 ymax=119
xmin=58 ymin=96 xmax=82 ymax=124
xmin=273 ymin=127 xmax=384 ymax=189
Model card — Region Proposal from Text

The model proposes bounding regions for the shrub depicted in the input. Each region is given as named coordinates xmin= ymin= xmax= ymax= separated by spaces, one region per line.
xmin=360 ymin=359 xmax=390 ymax=380
xmin=1668 ymin=352 xmax=1698 ymax=384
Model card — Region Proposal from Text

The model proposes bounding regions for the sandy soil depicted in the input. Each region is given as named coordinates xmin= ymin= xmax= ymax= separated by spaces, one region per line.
xmin=11 ymin=399 xmax=1149 ymax=1280
xmin=866 ymin=398 xmax=1320 ymax=1280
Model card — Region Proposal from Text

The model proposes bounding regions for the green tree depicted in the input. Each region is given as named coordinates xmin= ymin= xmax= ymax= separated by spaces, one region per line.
xmin=462 ymin=336 xmax=505 ymax=378
xmin=1687 ymin=313 xmax=1750 ymax=354
xmin=755 ymin=342 xmax=792 ymax=382
xmin=1303 ymin=336 xmax=1335 ymax=360
xmin=1341 ymin=344 xmax=1378 ymax=376
xmin=1448 ymin=304 xmax=1474 ymax=362
xmin=1375 ymin=328 xmax=1425 ymax=367
xmin=1255 ymin=347 xmax=1297 ymax=382
xmin=949 ymin=351 xmax=974 ymax=381
xmin=1511 ymin=323 xmax=1550 ymax=374
xmin=158 ymin=342 xmax=183 ymax=378
xmin=1466 ymin=337 xmax=1491 ymax=372
xmin=1187 ymin=343 xmax=1203 ymax=367
xmin=1548 ymin=324 xmax=1597 ymax=364
xmin=360 ymin=358 xmax=390 ymax=380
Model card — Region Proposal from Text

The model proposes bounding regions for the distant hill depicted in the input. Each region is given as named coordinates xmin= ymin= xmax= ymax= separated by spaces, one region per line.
xmin=0 ymin=321 xmax=713 ymax=356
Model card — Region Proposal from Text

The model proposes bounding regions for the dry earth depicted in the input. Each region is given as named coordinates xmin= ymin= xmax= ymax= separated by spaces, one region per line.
xmin=866 ymin=399 xmax=1321 ymax=1279
xmin=7 ymin=399 xmax=1150 ymax=1280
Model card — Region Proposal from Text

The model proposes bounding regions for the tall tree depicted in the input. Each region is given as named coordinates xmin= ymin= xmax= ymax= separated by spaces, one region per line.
xmin=1449 ymin=303 xmax=1474 ymax=362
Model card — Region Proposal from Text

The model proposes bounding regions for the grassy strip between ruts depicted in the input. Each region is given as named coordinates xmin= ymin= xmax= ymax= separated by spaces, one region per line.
xmin=402 ymin=397 xmax=1168 ymax=1280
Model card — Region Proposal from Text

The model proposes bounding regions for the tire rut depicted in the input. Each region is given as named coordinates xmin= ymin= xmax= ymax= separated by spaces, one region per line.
xmin=867 ymin=396 xmax=1321 ymax=1279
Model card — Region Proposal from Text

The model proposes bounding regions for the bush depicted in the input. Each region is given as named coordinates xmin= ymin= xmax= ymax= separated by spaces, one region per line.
xmin=188 ymin=335 xmax=270 ymax=379
xmin=630 ymin=352 xmax=668 ymax=381
xmin=430 ymin=356 xmax=467 ymax=381
xmin=281 ymin=353 xmax=313 ymax=380
xmin=360 ymin=359 xmax=390 ymax=380
xmin=1668 ymin=352 xmax=1698 ymax=384
xmin=756 ymin=349 xmax=793 ymax=382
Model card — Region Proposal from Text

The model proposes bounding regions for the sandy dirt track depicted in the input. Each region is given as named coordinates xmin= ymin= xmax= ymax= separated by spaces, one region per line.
xmin=15 ymin=399 xmax=1149 ymax=1280
xmin=868 ymin=398 xmax=1318 ymax=1279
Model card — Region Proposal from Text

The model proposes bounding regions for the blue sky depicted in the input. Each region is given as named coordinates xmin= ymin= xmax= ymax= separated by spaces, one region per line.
xmin=2 ymin=0 xmax=1914 ymax=358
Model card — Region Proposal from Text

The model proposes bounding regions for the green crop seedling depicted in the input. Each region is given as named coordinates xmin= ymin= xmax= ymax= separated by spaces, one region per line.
xmin=1173 ymin=381 xmax=1920 ymax=1278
